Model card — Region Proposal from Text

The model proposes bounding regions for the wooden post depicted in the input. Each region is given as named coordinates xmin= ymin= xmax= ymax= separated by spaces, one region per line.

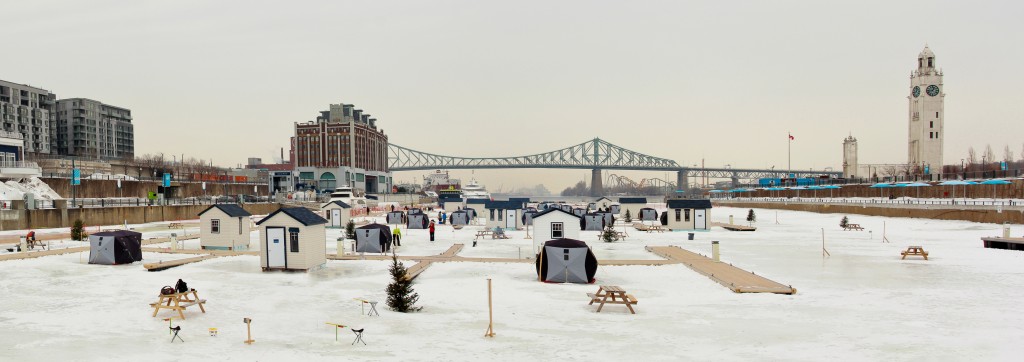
xmin=484 ymin=278 xmax=495 ymax=337
xmin=244 ymin=317 xmax=254 ymax=344
xmin=882 ymin=221 xmax=891 ymax=243
xmin=821 ymin=228 xmax=830 ymax=257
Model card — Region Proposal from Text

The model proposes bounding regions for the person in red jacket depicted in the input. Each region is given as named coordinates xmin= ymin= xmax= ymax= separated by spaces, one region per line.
xmin=428 ymin=220 xmax=436 ymax=242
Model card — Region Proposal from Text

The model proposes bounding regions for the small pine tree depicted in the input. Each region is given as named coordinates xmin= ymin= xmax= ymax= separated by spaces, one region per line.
xmin=71 ymin=219 xmax=85 ymax=241
xmin=601 ymin=224 xmax=618 ymax=243
xmin=840 ymin=216 xmax=849 ymax=229
xmin=624 ymin=209 xmax=632 ymax=223
xmin=746 ymin=209 xmax=756 ymax=226
xmin=345 ymin=220 xmax=356 ymax=240
xmin=386 ymin=252 xmax=420 ymax=312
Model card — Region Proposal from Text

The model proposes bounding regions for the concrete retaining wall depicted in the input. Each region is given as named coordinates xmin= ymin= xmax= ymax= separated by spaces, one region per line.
xmin=0 ymin=203 xmax=281 ymax=230
xmin=714 ymin=201 xmax=1024 ymax=225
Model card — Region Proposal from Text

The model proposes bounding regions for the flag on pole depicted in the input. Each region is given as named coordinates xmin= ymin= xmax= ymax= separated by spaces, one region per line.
xmin=789 ymin=133 xmax=794 ymax=140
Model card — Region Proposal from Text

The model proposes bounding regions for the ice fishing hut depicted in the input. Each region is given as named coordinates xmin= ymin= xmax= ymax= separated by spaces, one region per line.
xmin=531 ymin=208 xmax=581 ymax=253
xmin=321 ymin=201 xmax=351 ymax=228
xmin=485 ymin=200 xmax=524 ymax=230
xmin=407 ymin=211 xmax=430 ymax=229
xmin=535 ymin=238 xmax=598 ymax=284
xmin=355 ymin=224 xmax=393 ymax=253
xmin=440 ymin=194 xmax=464 ymax=213
xmin=450 ymin=210 xmax=471 ymax=226
xmin=638 ymin=207 xmax=659 ymax=221
xmin=386 ymin=211 xmax=406 ymax=225
xmin=619 ymin=197 xmax=647 ymax=218
xmin=595 ymin=211 xmax=615 ymax=226
xmin=257 ymin=207 xmax=327 ymax=271
xmin=559 ymin=204 xmax=573 ymax=213
xmin=572 ymin=208 xmax=587 ymax=218
xmin=465 ymin=198 xmax=488 ymax=218
xmin=594 ymin=197 xmax=614 ymax=211
xmin=88 ymin=230 xmax=143 ymax=265
xmin=198 ymin=204 xmax=253 ymax=250
xmin=665 ymin=199 xmax=712 ymax=231
xmin=581 ymin=213 xmax=607 ymax=231
xmin=521 ymin=210 xmax=539 ymax=226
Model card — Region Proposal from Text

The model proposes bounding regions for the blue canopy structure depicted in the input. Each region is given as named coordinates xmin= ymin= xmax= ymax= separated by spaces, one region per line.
xmin=938 ymin=180 xmax=978 ymax=199
xmin=980 ymin=179 xmax=1012 ymax=199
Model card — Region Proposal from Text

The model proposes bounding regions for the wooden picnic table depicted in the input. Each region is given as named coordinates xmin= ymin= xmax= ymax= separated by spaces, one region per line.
xmin=150 ymin=290 xmax=207 ymax=319
xmin=586 ymin=285 xmax=638 ymax=314
xmin=901 ymin=246 xmax=929 ymax=260
xmin=646 ymin=225 xmax=665 ymax=233
xmin=844 ymin=223 xmax=864 ymax=231
xmin=168 ymin=222 xmax=183 ymax=229
xmin=474 ymin=230 xmax=493 ymax=241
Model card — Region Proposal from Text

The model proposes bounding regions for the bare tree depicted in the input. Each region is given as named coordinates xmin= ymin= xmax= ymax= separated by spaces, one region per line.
xmin=899 ymin=162 xmax=916 ymax=177
xmin=882 ymin=165 xmax=899 ymax=178
xmin=1005 ymin=145 xmax=1014 ymax=163
xmin=984 ymin=144 xmax=995 ymax=170
xmin=968 ymin=147 xmax=977 ymax=166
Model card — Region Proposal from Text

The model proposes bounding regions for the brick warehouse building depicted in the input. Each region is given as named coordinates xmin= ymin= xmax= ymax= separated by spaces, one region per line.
xmin=293 ymin=102 xmax=391 ymax=194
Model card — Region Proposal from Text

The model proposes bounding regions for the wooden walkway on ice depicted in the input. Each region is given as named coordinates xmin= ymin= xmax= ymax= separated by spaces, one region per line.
xmin=0 ymin=235 xmax=199 ymax=262
xmin=144 ymin=254 xmax=222 ymax=271
xmin=647 ymin=246 xmax=796 ymax=295
xmin=710 ymin=222 xmax=757 ymax=231
xmin=404 ymin=244 xmax=465 ymax=280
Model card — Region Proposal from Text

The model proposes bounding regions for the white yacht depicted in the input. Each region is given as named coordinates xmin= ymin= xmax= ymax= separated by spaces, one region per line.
xmin=462 ymin=178 xmax=491 ymax=200
xmin=329 ymin=185 xmax=369 ymax=208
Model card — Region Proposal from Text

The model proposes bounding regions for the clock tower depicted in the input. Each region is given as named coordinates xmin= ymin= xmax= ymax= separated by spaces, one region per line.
xmin=908 ymin=46 xmax=944 ymax=175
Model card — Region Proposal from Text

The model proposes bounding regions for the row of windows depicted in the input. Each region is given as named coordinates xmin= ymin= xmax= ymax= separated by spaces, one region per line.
xmin=929 ymin=132 xmax=939 ymax=139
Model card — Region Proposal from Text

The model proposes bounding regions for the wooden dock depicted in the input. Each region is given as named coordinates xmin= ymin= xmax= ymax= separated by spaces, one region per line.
xmin=0 ymin=235 xmax=199 ymax=262
xmin=710 ymin=222 xmax=757 ymax=231
xmin=647 ymin=246 xmax=795 ymax=295
xmin=980 ymin=236 xmax=1024 ymax=251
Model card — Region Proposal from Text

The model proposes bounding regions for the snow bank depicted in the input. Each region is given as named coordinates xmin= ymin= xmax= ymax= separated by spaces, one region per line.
xmin=0 ymin=177 xmax=62 ymax=201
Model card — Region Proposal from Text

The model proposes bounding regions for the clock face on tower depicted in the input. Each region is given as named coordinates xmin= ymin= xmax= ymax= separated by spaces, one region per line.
xmin=926 ymin=85 xmax=940 ymax=97
xmin=912 ymin=86 xmax=920 ymax=98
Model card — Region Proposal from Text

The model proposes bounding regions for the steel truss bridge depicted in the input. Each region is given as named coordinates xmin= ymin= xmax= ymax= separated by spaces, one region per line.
xmin=388 ymin=138 xmax=840 ymax=193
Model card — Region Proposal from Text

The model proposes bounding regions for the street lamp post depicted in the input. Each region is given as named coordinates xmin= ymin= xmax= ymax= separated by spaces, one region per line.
xmin=961 ymin=159 xmax=965 ymax=180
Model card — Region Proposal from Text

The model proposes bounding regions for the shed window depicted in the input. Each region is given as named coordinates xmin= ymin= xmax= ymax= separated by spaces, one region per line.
xmin=675 ymin=209 xmax=681 ymax=222
xmin=552 ymin=222 xmax=564 ymax=239
xmin=490 ymin=209 xmax=494 ymax=220
xmin=498 ymin=210 xmax=503 ymax=221
xmin=685 ymin=209 xmax=691 ymax=222
xmin=289 ymin=227 xmax=299 ymax=252
xmin=211 ymin=219 xmax=220 ymax=234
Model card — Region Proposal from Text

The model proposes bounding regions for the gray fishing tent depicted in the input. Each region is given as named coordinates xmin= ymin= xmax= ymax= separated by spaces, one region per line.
xmin=572 ymin=208 xmax=586 ymax=218
xmin=88 ymin=230 xmax=143 ymax=265
xmin=407 ymin=212 xmax=429 ymax=229
xmin=450 ymin=210 xmax=470 ymax=226
xmin=355 ymin=224 xmax=393 ymax=253
xmin=595 ymin=212 xmax=615 ymax=226
xmin=408 ymin=208 xmax=422 ymax=215
xmin=386 ymin=211 xmax=405 ymax=225
xmin=535 ymin=238 xmax=598 ymax=283
xmin=463 ymin=208 xmax=477 ymax=220
xmin=560 ymin=204 xmax=573 ymax=213
xmin=639 ymin=207 xmax=659 ymax=221
xmin=581 ymin=213 xmax=606 ymax=231
xmin=521 ymin=210 xmax=538 ymax=226
xmin=609 ymin=205 xmax=621 ymax=214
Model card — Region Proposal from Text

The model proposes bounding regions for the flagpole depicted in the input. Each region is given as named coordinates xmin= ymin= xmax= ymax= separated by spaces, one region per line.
xmin=788 ymin=132 xmax=791 ymax=174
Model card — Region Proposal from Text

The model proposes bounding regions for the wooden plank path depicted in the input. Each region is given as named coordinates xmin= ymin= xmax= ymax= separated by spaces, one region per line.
xmin=144 ymin=255 xmax=222 ymax=271
xmin=710 ymin=222 xmax=757 ymax=231
xmin=404 ymin=244 xmax=465 ymax=280
xmin=647 ymin=246 xmax=796 ymax=295
xmin=0 ymin=235 xmax=199 ymax=262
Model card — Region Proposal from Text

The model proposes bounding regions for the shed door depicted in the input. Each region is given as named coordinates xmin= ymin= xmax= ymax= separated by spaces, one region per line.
xmin=505 ymin=210 xmax=516 ymax=228
xmin=331 ymin=209 xmax=342 ymax=227
xmin=695 ymin=210 xmax=706 ymax=229
xmin=266 ymin=227 xmax=286 ymax=268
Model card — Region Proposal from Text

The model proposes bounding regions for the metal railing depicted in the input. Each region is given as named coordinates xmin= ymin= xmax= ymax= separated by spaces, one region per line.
xmin=715 ymin=197 xmax=1023 ymax=208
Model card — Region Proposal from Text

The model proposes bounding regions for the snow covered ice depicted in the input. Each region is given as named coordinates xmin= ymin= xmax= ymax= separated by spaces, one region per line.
xmin=2 ymin=206 xmax=1023 ymax=361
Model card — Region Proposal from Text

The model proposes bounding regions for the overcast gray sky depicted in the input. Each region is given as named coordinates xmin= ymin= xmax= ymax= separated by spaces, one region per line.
xmin=6 ymin=0 xmax=1023 ymax=191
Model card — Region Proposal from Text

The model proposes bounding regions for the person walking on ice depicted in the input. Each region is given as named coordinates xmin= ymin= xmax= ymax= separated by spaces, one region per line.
xmin=392 ymin=226 xmax=402 ymax=247
xmin=428 ymin=220 xmax=436 ymax=242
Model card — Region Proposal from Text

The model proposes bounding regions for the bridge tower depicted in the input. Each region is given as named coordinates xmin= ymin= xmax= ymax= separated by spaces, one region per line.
xmin=676 ymin=170 xmax=687 ymax=191
xmin=590 ymin=169 xmax=603 ymax=196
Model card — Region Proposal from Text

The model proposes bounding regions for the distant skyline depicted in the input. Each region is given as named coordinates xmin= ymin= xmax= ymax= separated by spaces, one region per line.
xmin=6 ymin=1 xmax=1023 ymax=190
